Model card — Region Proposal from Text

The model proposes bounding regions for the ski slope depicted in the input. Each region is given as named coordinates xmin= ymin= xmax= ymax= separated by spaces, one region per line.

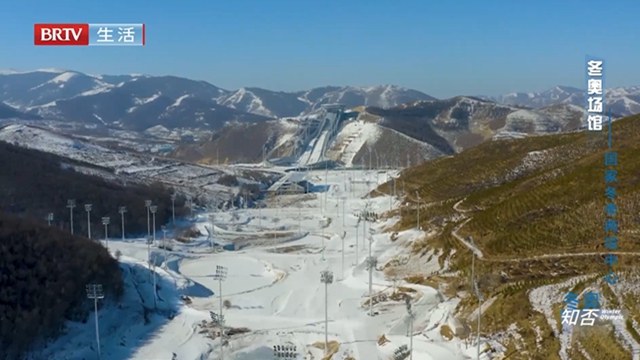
xmin=32 ymin=169 xmax=503 ymax=360
xmin=304 ymin=130 xmax=328 ymax=165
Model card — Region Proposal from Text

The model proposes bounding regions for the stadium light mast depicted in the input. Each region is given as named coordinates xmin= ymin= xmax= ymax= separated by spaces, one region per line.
xmin=354 ymin=219 xmax=360 ymax=266
xmin=150 ymin=252 xmax=158 ymax=308
xmin=46 ymin=212 xmax=54 ymax=226
xmin=102 ymin=217 xmax=110 ymax=251
xmin=161 ymin=225 xmax=168 ymax=270
xmin=341 ymin=196 xmax=346 ymax=227
xmin=406 ymin=297 xmax=416 ymax=360
xmin=84 ymin=204 xmax=92 ymax=239
xmin=145 ymin=200 xmax=152 ymax=238
xmin=474 ymin=280 xmax=484 ymax=359
xmin=119 ymin=206 xmax=127 ymax=240
xmin=186 ymin=196 xmax=194 ymax=219
xmin=170 ymin=193 xmax=176 ymax=226
xmin=273 ymin=344 xmax=298 ymax=359
xmin=319 ymin=218 xmax=325 ymax=261
xmin=320 ymin=270 xmax=334 ymax=355
xmin=67 ymin=199 xmax=76 ymax=235
xmin=366 ymin=255 xmax=377 ymax=316
xmin=341 ymin=231 xmax=346 ymax=280
xmin=415 ymin=191 xmax=420 ymax=230
xmin=146 ymin=235 xmax=153 ymax=278
xmin=86 ymin=284 xmax=104 ymax=358
xmin=150 ymin=205 xmax=157 ymax=242
xmin=213 ymin=265 xmax=228 ymax=360
xmin=209 ymin=213 xmax=216 ymax=249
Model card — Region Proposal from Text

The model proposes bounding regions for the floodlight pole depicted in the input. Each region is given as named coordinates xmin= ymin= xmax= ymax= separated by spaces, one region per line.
xmin=150 ymin=205 xmax=157 ymax=242
xmin=150 ymin=253 xmax=157 ymax=308
xmin=320 ymin=270 xmax=334 ymax=355
xmin=472 ymin=278 xmax=483 ymax=360
xmin=102 ymin=217 xmax=110 ymax=251
xmin=214 ymin=265 xmax=228 ymax=360
xmin=170 ymin=193 xmax=176 ymax=226
xmin=119 ymin=206 xmax=127 ymax=240
xmin=146 ymin=235 xmax=153 ymax=278
xmin=145 ymin=200 xmax=152 ymax=238
xmin=85 ymin=204 xmax=92 ymax=239
xmin=366 ymin=255 xmax=377 ymax=316
xmin=161 ymin=225 xmax=168 ymax=270
xmin=320 ymin=219 xmax=325 ymax=261
xmin=406 ymin=297 xmax=415 ymax=360
xmin=341 ymin=231 xmax=345 ymax=280
xmin=341 ymin=197 xmax=346 ymax=227
xmin=86 ymin=284 xmax=104 ymax=358
xmin=258 ymin=201 xmax=261 ymax=228
xmin=415 ymin=191 xmax=420 ymax=230
xmin=47 ymin=213 xmax=53 ymax=226
xmin=355 ymin=220 xmax=360 ymax=265
xmin=67 ymin=199 xmax=76 ymax=235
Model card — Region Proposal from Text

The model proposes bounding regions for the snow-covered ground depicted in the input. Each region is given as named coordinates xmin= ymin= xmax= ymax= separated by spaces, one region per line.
xmin=32 ymin=169 xmax=501 ymax=360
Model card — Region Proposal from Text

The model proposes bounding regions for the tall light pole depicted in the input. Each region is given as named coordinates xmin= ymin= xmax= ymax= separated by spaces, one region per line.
xmin=186 ymin=196 xmax=193 ymax=219
xmin=474 ymin=280 xmax=483 ymax=359
xmin=273 ymin=344 xmax=298 ymax=359
xmin=145 ymin=252 xmax=157 ymax=310
xmin=366 ymin=256 xmax=377 ymax=316
xmin=85 ymin=204 xmax=92 ymax=239
xmin=209 ymin=214 xmax=215 ymax=250
xmin=86 ymin=284 xmax=104 ymax=358
xmin=415 ymin=191 xmax=420 ymax=230
xmin=46 ymin=212 xmax=53 ymax=226
xmin=170 ymin=193 xmax=176 ymax=226
xmin=150 ymin=205 xmax=157 ymax=242
xmin=341 ymin=196 xmax=346 ymax=227
xmin=354 ymin=219 xmax=360 ymax=265
xmin=161 ymin=225 xmax=168 ymax=270
xmin=102 ymin=217 xmax=110 ymax=251
xmin=319 ymin=219 xmax=325 ymax=261
xmin=145 ymin=200 xmax=152 ymax=238
xmin=405 ymin=297 xmax=415 ymax=360
xmin=67 ymin=199 xmax=76 ymax=235
xmin=257 ymin=201 xmax=262 ymax=229
xmin=119 ymin=206 xmax=127 ymax=240
xmin=213 ymin=265 xmax=228 ymax=360
xmin=320 ymin=270 xmax=334 ymax=355
xmin=341 ymin=231 xmax=346 ymax=280
xmin=146 ymin=235 xmax=153 ymax=278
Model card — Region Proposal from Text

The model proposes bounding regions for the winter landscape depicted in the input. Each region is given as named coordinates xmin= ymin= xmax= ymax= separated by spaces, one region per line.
xmin=3 ymin=3 xmax=640 ymax=358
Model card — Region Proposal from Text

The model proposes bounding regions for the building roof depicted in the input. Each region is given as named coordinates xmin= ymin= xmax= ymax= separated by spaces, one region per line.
xmin=266 ymin=172 xmax=308 ymax=192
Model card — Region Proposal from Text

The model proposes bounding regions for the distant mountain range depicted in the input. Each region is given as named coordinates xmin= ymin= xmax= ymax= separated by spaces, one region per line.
xmin=2 ymin=68 xmax=638 ymax=129
xmin=1 ymin=68 xmax=639 ymax=166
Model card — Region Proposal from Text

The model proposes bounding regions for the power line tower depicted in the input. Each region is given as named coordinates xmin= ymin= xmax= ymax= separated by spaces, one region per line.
xmin=102 ymin=217 xmax=110 ymax=251
xmin=320 ymin=270 xmax=334 ymax=355
xmin=67 ymin=199 xmax=76 ymax=235
xmin=86 ymin=284 xmax=104 ymax=357
xmin=84 ymin=204 xmax=92 ymax=239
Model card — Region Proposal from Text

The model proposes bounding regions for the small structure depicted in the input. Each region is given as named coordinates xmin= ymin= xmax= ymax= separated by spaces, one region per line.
xmin=266 ymin=172 xmax=315 ymax=195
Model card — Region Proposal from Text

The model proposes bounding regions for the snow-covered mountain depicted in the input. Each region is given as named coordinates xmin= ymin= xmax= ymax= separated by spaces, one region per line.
xmin=0 ymin=69 xmax=435 ymax=129
xmin=216 ymin=85 xmax=436 ymax=118
xmin=480 ymin=85 xmax=640 ymax=117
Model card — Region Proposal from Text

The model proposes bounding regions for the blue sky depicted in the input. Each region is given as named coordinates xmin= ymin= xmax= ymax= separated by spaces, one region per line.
xmin=1 ymin=0 xmax=638 ymax=98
